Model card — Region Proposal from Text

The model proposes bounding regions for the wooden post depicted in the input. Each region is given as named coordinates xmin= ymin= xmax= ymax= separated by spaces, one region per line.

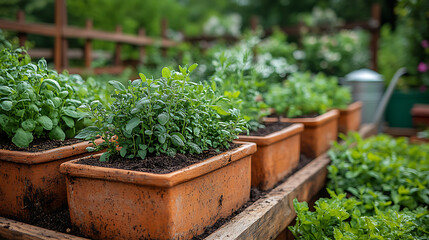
xmin=54 ymin=0 xmax=66 ymax=72
xmin=161 ymin=18 xmax=167 ymax=57
xmin=84 ymin=19 xmax=93 ymax=69
xmin=61 ymin=0 xmax=68 ymax=69
xmin=370 ymin=3 xmax=380 ymax=71
xmin=114 ymin=25 xmax=122 ymax=66
xmin=250 ymin=15 xmax=259 ymax=32
xmin=138 ymin=28 xmax=146 ymax=65
xmin=16 ymin=11 xmax=27 ymax=47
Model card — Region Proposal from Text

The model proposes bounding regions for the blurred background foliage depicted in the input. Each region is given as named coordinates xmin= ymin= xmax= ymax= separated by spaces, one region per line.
xmin=1 ymin=0 xmax=428 ymax=88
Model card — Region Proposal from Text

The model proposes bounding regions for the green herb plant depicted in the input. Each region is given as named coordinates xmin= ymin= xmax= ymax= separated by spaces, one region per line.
xmin=0 ymin=47 xmax=89 ymax=147
xmin=210 ymin=43 xmax=269 ymax=131
xmin=76 ymin=64 xmax=248 ymax=161
xmin=290 ymin=190 xmax=429 ymax=239
xmin=328 ymin=133 xmax=429 ymax=213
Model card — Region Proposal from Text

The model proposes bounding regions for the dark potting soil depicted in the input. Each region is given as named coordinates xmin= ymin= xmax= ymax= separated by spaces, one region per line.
xmin=78 ymin=143 xmax=241 ymax=174
xmin=266 ymin=113 xmax=320 ymax=119
xmin=246 ymin=122 xmax=294 ymax=136
xmin=0 ymin=136 xmax=83 ymax=152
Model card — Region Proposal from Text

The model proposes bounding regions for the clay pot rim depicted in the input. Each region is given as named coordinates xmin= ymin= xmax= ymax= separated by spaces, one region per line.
xmin=279 ymin=109 xmax=339 ymax=127
xmin=59 ymin=141 xmax=256 ymax=188
xmin=0 ymin=138 xmax=103 ymax=164
xmin=238 ymin=123 xmax=303 ymax=146
xmin=338 ymin=101 xmax=363 ymax=113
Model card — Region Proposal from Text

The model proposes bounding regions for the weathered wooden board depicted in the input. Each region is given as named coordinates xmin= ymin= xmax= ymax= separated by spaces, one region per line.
xmin=0 ymin=217 xmax=87 ymax=240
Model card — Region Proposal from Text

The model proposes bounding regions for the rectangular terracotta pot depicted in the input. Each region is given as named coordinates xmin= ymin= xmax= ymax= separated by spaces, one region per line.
xmin=238 ymin=123 xmax=304 ymax=190
xmin=280 ymin=110 xmax=339 ymax=158
xmin=0 ymin=139 xmax=101 ymax=221
xmin=59 ymin=142 xmax=256 ymax=240
xmin=338 ymin=101 xmax=363 ymax=134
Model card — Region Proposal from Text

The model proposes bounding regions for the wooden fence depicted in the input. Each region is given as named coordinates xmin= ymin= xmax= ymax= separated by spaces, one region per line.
xmin=0 ymin=0 xmax=176 ymax=74
xmin=0 ymin=0 xmax=380 ymax=74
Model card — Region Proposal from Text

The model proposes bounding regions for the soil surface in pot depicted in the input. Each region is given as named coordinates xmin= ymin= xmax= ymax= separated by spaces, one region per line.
xmin=267 ymin=113 xmax=319 ymax=119
xmin=78 ymin=143 xmax=241 ymax=174
xmin=246 ymin=122 xmax=293 ymax=136
xmin=0 ymin=136 xmax=83 ymax=152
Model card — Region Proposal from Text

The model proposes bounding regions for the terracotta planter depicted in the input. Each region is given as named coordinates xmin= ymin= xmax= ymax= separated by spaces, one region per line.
xmin=0 ymin=139 xmax=101 ymax=221
xmin=59 ymin=142 xmax=256 ymax=240
xmin=280 ymin=110 xmax=339 ymax=158
xmin=337 ymin=101 xmax=363 ymax=134
xmin=238 ymin=123 xmax=304 ymax=190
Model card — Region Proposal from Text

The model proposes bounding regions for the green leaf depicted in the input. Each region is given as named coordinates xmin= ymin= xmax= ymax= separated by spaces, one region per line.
xmin=99 ymin=152 xmax=111 ymax=162
xmin=63 ymin=109 xmax=85 ymax=119
xmin=120 ymin=147 xmax=127 ymax=157
xmin=170 ymin=134 xmax=185 ymax=147
xmin=61 ymin=116 xmax=75 ymax=128
xmin=162 ymin=67 xmax=171 ymax=78
xmin=12 ymin=128 xmax=33 ymax=148
xmin=21 ymin=119 xmax=36 ymax=131
xmin=59 ymin=91 xmax=69 ymax=98
xmin=188 ymin=142 xmax=202 ymax=154
xmin=209 ymin=105 xmax=230 ymax=115
xmin=49 ymin=126 xmax=66 ymax=140
xmin=158 ymin=133 xmax=167 ymax=144
xmin=41 ymin=79 xmax=61 ymax=92
xmin=37 ymin=116 xmax=53 ymax=130
xmin=144 ymin=130 xmax=153 ymax=135
xmin=0 ymin=86 xmax=12 ymax=95
xmin=0 ymin=114 xmax=9 ymax=128
xmin=1 ymin=101 xmax=12 ymax=111
xmin=139 ymin=73 xmax=147 ymax=82
xmin=138 ymin=149 xmax=147 ymax=159
xmin=75 ymin=126 xmax=99 ymax=139
xmin=188 ymin=63 xmax=198 ymax=73
xmin=157 ymin=112 xmax=169 ymax=125
xmin=38 ymin=59 xmax=47 ymax=70
xmin=108 ymin=80 xmax=125 ymax=91
xmin=125 ymin=117 xmax=141 ymax=134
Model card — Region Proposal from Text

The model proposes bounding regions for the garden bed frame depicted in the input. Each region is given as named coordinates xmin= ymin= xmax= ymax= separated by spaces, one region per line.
xmin=0 ymin=124 xmax=376 ymax=240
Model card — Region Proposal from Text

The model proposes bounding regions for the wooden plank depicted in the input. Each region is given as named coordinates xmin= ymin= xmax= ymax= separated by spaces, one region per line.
xmin=0 ymin=217 xmax=88 ymax=240
xmin=0 ymin=19 xmax=56 ymax=36
xmin=205 ymin=124 xmax=376 ymax=240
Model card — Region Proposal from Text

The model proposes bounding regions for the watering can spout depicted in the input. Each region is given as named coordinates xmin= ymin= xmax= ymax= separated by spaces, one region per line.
xmin=372 ymin=67 xmax=407 ymax=130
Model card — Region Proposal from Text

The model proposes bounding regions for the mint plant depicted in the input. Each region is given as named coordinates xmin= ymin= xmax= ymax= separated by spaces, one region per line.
xmin=328 ymin=133 xmax=429 ymax=213
xmin=0 ymin=47 xmax=89 ymax=148
xmin=76 ymin=64 xmax=248 ymax=161
xmin=290 ymin=190 xmax=429 ymax=239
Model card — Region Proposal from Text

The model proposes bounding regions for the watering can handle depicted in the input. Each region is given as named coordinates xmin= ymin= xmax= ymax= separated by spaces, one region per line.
xmin=372 ymin=67 xmax=407 ymax=129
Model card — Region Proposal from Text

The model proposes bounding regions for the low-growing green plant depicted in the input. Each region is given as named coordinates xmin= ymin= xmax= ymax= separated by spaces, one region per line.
xmin=0 ymin=47 xmax=89 ymax=147
xmin=290 ymin=190 xmax=429 ymax=239
xmin=76 ymin=64 xmax=248 ymax=161
xmin=328 ymin=133 xmax=429 ymax=213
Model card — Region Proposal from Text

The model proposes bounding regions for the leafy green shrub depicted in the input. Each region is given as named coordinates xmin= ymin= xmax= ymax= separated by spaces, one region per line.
xmin=290 ymin=190 xmax=429 ymax=240
xmin=76 ymin=64 xmax=248 ymax=161
xmin=328 ymin=133 xmax=429 ymax=213
xmin=0 ymin=48 xmax=89 ymax=147
xmin=299 ymin=30 xmax=370 ymax=77
xmin=209 ymin=41 xmax=269 ymax=131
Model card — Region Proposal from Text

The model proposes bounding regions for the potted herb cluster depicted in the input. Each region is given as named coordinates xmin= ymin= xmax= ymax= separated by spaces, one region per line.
xmin=265 ymin=72 xmax=339 ymax=158
xmin=317 ymin=73 xmax=362 ymax=134
xmin=0 ymin=47 xmax=98 ymax=221
xmin=60 ymin=65 xmax=256 ymax=240
xmin=210 ymin=44 xmax=304 ymax=190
